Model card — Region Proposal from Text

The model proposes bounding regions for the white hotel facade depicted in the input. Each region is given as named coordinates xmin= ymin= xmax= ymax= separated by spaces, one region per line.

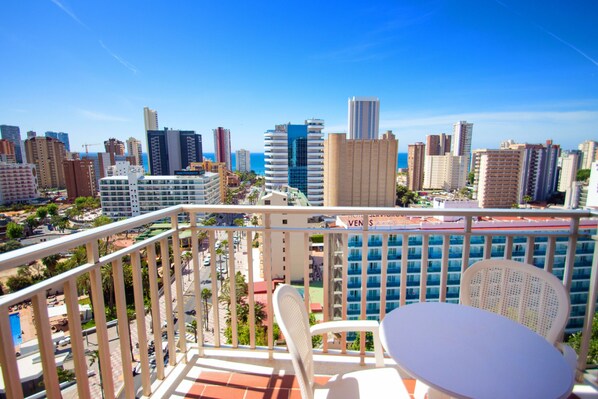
xmin=99 ymin=170 xmax=220 ymax=218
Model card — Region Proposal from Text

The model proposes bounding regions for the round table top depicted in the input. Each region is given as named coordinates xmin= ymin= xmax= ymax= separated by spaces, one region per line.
xmin=380 ymin=302 xmax=574 ymax=399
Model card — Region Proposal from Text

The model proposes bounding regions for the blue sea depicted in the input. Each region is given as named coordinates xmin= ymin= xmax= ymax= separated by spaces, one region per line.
xmin=87 ymin=152 xmax=408 ymax=176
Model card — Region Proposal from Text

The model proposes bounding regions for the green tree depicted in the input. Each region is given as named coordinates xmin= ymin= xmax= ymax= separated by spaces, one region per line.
xmin=523 ymin=195 xmax=532 ymax=206
xmin=219 ymin=271 xmax=248 ymax=307
xmin=201 ymin=288 xmax=212 ymax=330
xmin=25 ymin=215 xmax=39 ymax=233
xmin=6 ymin=222 xmax=24 ymax=240
xmin=567 ymin=313 xmax=598 ymax=364
xmin=396 ymin=185 xmax=418 ymax=207
xmin=467 ymin=172 xmax=475 ymax=185
xmin=56 ymin=366 xmax=76 ymax=383
xmin=47 ymin=203 xmax=59 ymax=217
xmin=203 ymin=217 xmax=217 ymax=226
xmin=458 ymin=187 xmax=472 ymax=199
xmin=0 ymin=240 xmax=22 ymax=254
xmin=36 ymin=207 xmax=48 ymax=221
xmin=42 ymin=254 xmax=61 ymax=277
xmin=577 ymin=169 xmax=591 ymax=182
xmin=309 ymin=313 xmax=322 ymax=348
xmin=250 ymin=215 xmax=259 ymax=227
xmin=348 ymin=331 xmax=375 ymax=352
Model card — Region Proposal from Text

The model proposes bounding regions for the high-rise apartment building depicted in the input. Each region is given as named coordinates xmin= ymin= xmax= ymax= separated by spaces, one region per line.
xmin=0 ymin=139 xmax=16 ymax=163
xmin=472 ymin=149 xmax=523 ymax=208
xmin=24 ymin=137 xmax=67 ymax=188
xmin=104 ymin=138 xmax=125 ymax=166
xmin=452 ymin=121 xmax=473 ymax=170
xmin=147 ymin=128 xmax=202 ymax=175
xmin=236 ymin=149 xmax=251 ymax=172
xmin=558 ymin=151 xmax=581 ymax=193
xmin=423 ymin=154 xmax=467 ymax=190
xmin=143 ymin=107 xmax=159 ymax=132
xmin=578 ymin=140 xmax=598 ymax=170
xmin=63 ymin=159 xmax=97 ymax=200
xmin=0 ymin=125 xmax=23 ymax=163
xmin=426 ymin=134 xmax=451 ymax=156
xmin=45 ymin=131 xmax=70 ymax=151
xmin=213 ymin=127 xmax=232 ymax=170
xmin=324 ymin=131 xmax=398 ymax=207
xmin=0 ymin=162 xmax=38 ymax=205
xmin=126 ymin=137 xmax=143 ymax=166
xmin=508 ymin=141 xmax=560 ymax=202
xmin=407 ymin=142 xmax=425 ymax=191
xmin=26 ymin=131 xmax=36 ymax=139
xmin=264 ymin=119 xmax=324 ymax=205
xmin=348 ymin=97 xmax=380 ymax=140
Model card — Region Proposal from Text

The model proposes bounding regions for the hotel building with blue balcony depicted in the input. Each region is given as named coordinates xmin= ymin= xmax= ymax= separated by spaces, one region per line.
xmin=328 ymin=214 xmax=597 ymax=332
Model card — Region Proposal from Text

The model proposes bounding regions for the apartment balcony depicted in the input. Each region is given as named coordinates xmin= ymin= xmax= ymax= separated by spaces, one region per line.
xmin=0 ymin=205 xmax=597 ymax=399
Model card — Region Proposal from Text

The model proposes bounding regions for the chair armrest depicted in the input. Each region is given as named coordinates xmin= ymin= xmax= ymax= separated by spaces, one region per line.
xmin=556 ymin=342 xmax=578 ymax=372
xmin=310 ymin=320 xmax=384 ymax=367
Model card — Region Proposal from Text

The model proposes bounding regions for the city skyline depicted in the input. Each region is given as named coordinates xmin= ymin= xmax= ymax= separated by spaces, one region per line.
xmin=0 ymin=1 xmax=597 ymax=153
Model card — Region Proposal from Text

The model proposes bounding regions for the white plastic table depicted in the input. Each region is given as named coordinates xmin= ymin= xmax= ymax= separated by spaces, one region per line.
xmin=380 ymin=302 xmax=574 ymax=399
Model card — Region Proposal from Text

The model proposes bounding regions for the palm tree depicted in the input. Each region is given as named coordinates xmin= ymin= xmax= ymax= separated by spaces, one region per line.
xmin=88 ymin=349 xmax=104 ymax=399
xmin=201 ymin=289 xmax=212 ymax=330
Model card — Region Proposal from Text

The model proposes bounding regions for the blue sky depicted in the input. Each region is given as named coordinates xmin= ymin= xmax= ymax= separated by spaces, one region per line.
xmin=0 ymin=1 xmax=597 ymax=153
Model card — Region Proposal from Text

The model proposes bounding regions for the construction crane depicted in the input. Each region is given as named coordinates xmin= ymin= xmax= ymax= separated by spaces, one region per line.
xmin=82 ymin=143 xmax=101 ymax=155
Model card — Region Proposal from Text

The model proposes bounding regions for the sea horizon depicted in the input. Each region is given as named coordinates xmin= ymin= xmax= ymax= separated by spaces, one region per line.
xmin=81 ymin=152 xmax=409 ymax=176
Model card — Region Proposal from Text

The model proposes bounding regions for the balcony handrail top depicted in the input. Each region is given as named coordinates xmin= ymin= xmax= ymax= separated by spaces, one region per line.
xmin=183 ymin=204 xmax=593 ymax=219
xmin=0 ymin=206 xmax=181 ymax=271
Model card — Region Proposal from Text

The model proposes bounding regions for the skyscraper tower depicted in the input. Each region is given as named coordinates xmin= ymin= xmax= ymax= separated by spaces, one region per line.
xmin=426 ymin=133 xmax=451 ymax=156
xmin=147 ymin=128 xmax=202 ymax=175
xmin=348 ymin=97 xmax=380 ymax=140
xmin=236 ymin=149 xmax=251 ymax=172
xmin=104 ymin=138 xmax=126 ymax=166
xmin=407 ymin=142 xmax=426 ymax=191
xmin=144 ymin=107 xmax=159 ymax=132
xmin=0 ymin=125 xmax=23 ymax=163
xmin=24 ymin=137 xmax=67 ymax=188
xmin=45 ymin=132 xmax=70 ymax=151
xmin=213 ymin=127 xmax=232 ymax=170
xmin=264 ymin=119 xmax=324 ymax=205
xmin=126 ymin=137 xmax=143 ymax=166
xmin=452 ymin=121 xmax=473 ymax=160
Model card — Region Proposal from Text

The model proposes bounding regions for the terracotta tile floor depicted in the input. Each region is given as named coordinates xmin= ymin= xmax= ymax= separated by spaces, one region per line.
xmin=183 ymin=369 xmax=587 ymax=399
xmin=185 ymin=370 xmax=418 ymax=399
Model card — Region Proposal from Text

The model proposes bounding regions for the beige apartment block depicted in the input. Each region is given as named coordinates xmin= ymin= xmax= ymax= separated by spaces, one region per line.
xmin=423 ymin=154 xmax=467 ymax=190
xmin=473 ymin=149 xmax=523 ymax=208
xmin=0 ymin=162 xmax=39 ymax=205
xmin=324 ymin=131 xmax=398 ymax=207
xmin=260 ymin=188 xmax=319 ymax=281
xmin=407 ymin=142 xmax=425 ymax=191
xmin=558 ymin=152 xmax=580 ymax=192
xmin=24 ymin=136 xmax=67 ymax=189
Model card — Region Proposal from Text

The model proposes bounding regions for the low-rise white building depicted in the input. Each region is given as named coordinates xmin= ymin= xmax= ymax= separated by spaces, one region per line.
xmin=100 ymin=170 xmax=220 ymax=218
xmin=587 ymin=161 xmax=598 ymax=208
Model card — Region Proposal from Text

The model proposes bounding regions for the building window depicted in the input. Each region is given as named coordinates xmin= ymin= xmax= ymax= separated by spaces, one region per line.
xmin=282 ymin=219 xmax=288 ymax=224
xmin=265 ymin=200 xmax=271 ymax=205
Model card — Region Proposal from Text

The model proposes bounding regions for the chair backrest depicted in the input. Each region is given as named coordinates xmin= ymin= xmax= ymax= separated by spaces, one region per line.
xmin=460 ymin=259 xmax=570 ymax=345
xmin=273 ymin=284 xmax=314 ymax=399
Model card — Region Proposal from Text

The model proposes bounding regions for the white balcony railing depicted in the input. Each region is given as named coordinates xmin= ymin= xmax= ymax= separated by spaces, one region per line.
xmin=0 ymin=205 xmax=597 ymax=399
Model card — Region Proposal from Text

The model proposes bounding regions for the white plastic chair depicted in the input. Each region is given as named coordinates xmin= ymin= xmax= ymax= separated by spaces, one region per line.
xmin=460 ymin=259 xmax=577 ymax=369
xmin=273 ymin=284 xmax=410 ymax=399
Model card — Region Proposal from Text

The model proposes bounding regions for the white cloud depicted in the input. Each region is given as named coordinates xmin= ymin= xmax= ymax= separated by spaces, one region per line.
xmin=98 ymin=40 xmax=138 ymax=74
